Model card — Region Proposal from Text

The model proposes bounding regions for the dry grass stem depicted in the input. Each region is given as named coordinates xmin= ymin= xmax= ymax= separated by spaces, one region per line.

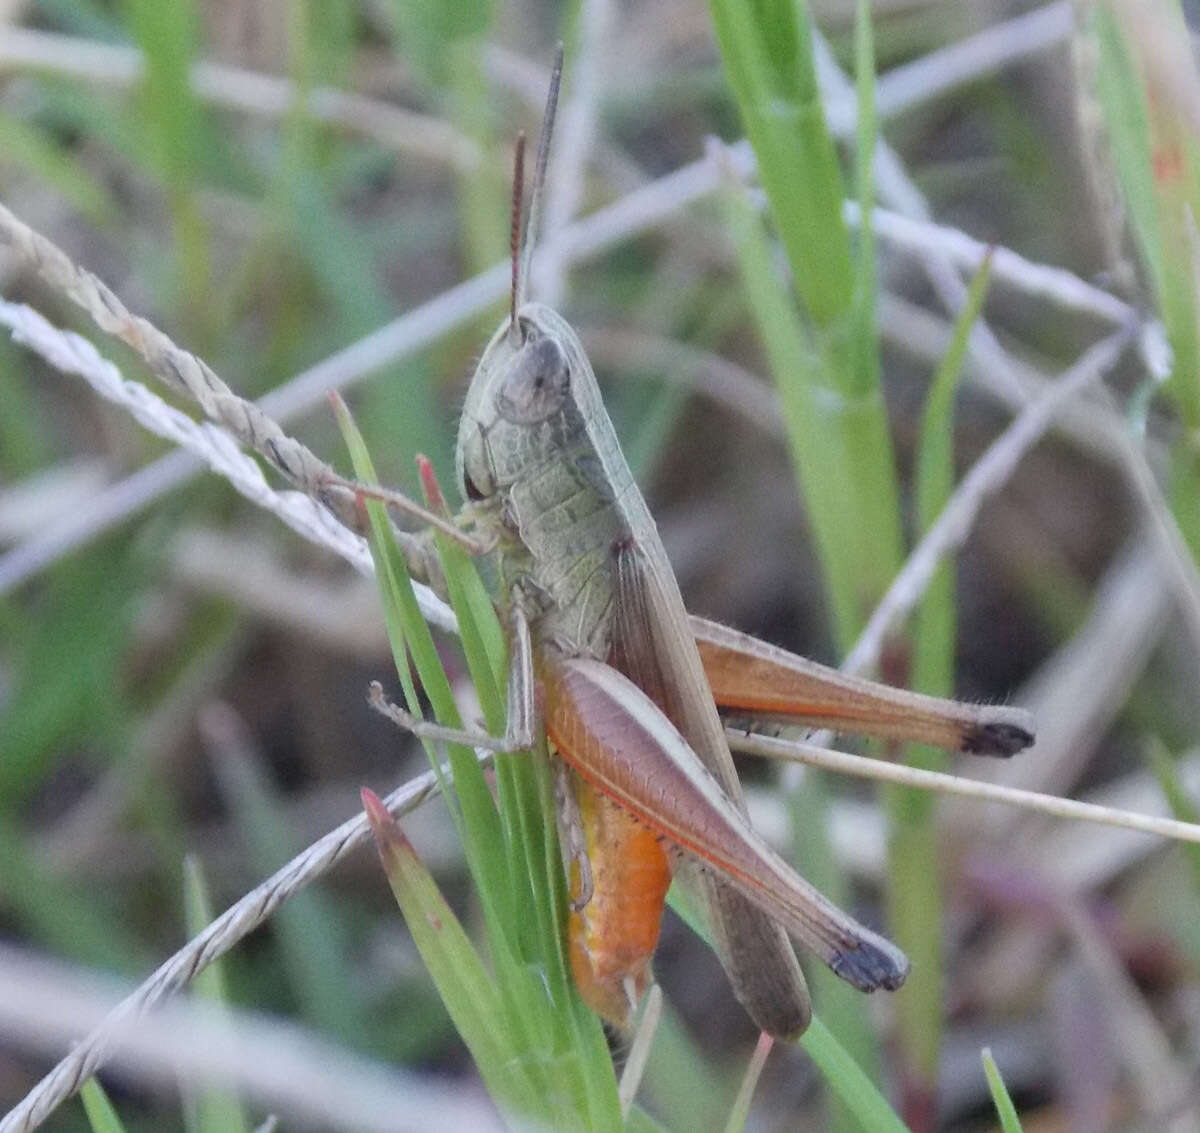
xmin=0 ymin=61 xmax=1149 ymax=594
xmin=617 ymin=984 xmax=662 ymax=1117
xmin=0 ymin=944 xmax=506 ymax=1133
xmin=0 ymin=299 xmax=454 ymax=631
xmin=731 ymin=731 xmax=1200 ymax=847
xmin=0 ymin=26 xmax=481 ymax=169
xmin=0 ymin=202 xmax=375 ymax=537
xmin=0 ymin=753 xmax=488 ymax=1133
xmin=842 ymin=323 xmax=1135 ymax=680
xmin=535 ymin=0 xmax=614 ymax=307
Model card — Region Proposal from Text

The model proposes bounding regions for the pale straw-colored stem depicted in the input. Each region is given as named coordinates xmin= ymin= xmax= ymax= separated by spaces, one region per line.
xmin=0 ymin=299 xmax=454 ymax=631
xmin=732 ymin=731 xmax=1200 ymax=846
xmin=0 ymin=26 xmax=480 ymax=170
xmin=842 ymin=324 xmax=1135 ymax=679
xmin=0 ymin=753 xmax=488 ymax=1133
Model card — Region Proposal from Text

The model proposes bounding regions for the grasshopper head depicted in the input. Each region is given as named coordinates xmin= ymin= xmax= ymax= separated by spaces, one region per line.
xmin=455 ymin=303 xmax=586 ymax=507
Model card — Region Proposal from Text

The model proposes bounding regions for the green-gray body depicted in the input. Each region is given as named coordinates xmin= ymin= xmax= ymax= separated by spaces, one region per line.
xmin=455 ymin=302 xmax=812 ymax=1039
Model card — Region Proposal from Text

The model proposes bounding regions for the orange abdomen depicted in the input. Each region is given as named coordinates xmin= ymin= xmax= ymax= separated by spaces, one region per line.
xmin=566 ymin=773 xmax=672 ymax=1028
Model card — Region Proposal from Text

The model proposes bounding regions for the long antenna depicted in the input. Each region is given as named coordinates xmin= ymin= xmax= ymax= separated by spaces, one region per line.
xmin=508 ymin=132 xmax=526 ymax=345
xmin=515 ymin=42 xmax=565 ymax=314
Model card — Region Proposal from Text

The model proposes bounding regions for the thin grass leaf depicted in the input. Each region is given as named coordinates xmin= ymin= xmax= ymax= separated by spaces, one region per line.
xmin=181 ymin=857 xmax=251 ymax=1133
xmin=887 ymin=252 xmax=993 ymax=1089
xmin=1091 ymin=4 xmax=1200 ymax=557
xmin=209 ymin=736 xmax=371 ymax=1048
xmin=850 ymin=0 xmax=880 ymax=398
xmin=709 ymin=0 xmax=853 ymax=329
xmin=838 ymin=0 xmax=905 ymax=610
xmin=718 ymin=180 xmax=860 ymax=643
xmin=798 ymin=1016 xmax=908 ymax=1133
xmin=0 ymin=111 xmax=115 ymax=224
xmin=413 ymin=460 xmax=567 ymax=1037
xmin=712 ymin=0 xmax=904 ymax=645
xmin=981 ymin=1048 xmax=1024 ymax=1133
xmin=789 ymin=772 xmax=882 ymax=1128
xmin=335 ymin=400 xmax=620 ymax=1130
xmin=80 ymin=1078 xmax=128 ymax=1133
xmin=722 ymin=1033 xmax=772 ymax=1133
xmin=332 ymin=394 xmax=512 ymax=923
xmin=361 ymin=789 xmax=544 ymax=1118
xmin=1146 ymin=737 xmax=1200 ymax=891
xmin=122 ymin=0 xmax=211 ymax=328
xmin=911 ymin=253 xmax=994 ymax=706
xmin=1090 ymin=4 xmax=1165 ymax=295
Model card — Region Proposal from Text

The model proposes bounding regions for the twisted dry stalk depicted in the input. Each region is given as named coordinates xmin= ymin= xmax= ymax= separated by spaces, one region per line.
xmin=0 ymin=203 xmax=351 ymax=516
xmin=0 ymin=299 xmax=456 ymax=631
xmin=0 ymin=201 xmax=462 ymax=564
xmin=842 ymin=322 xmax=1137 ymax=679
xmin=0 ymin=757 xmax=486 ymax=1133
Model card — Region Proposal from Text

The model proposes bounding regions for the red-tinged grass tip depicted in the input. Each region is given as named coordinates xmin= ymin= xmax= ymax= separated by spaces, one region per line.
xmin=1153 ymin=144 xmax=1184 ymax=185
xmin=361 ymin=786 xmax=390 ymax=826
xmin=361 ymin=787 xmax=413 ymax=859
xmin=416 ymin=454 xmax=448 ymax=515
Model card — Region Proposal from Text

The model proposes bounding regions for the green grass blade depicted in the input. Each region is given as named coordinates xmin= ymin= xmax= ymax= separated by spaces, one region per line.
xmin=799 ymin=1016 xmax=908 ymax=1133
xmin=709 ymin=0 xmax=853 ymax=329
xmin=981 ymin=1048 xmax=1024 ymax=1133
xmin=362 ymin=789 xmax=543 ymax=1118
xmin=912 ymin=253 xmax=994 ymax=694
xmin=1090 ymin=4 xmax=1164 ymax=296
xmin=182 ymin=857 xmax=251 ymax=1133
xmin=210 ymin=734 xmax=371 ymax=1048
xmin=850 ymin=0 xmax=879 ymax=399
xmin=789 ymin=774 xmax=882 ymax=1129
xmin=332 ymin=395 xmax=512 ymax=924
xmin=1145 ymin=737 xmax=1200 ymax=891
xmin=836 ymin=0 xmax=906 ymax=633
xmin=80 ymin=1078 xmax=128 ymax=1133
xmin=718 ymin=180 xmax=861 ymax=644
xmin=887 ymin=253 xmax=993 ymax=1094
xmin=413 ymin=464 xmax=569 ymax=1030
xmin=711 ymin=0 xmax=904 ymax=645
xmin=1090 ymin=5 xmax=1200 ymax=557
xmin=122 ymin=0 xmax=210 ymax=328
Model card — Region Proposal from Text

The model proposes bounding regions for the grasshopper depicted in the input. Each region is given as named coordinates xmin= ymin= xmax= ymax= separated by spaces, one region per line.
xmin=366 ymin=51 xmax=1034 ymax=1039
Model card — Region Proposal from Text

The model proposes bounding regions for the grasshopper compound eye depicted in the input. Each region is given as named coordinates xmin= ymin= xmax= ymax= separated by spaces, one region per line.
xmin=497 ymin=335 xmax=570 ymax=424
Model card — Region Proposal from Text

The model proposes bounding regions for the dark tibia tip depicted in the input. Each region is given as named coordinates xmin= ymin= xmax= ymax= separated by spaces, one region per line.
xmin=830 ymin=938 xmax=910 ymax=993
xmin=962 ymin=719 xmax=1035 ymax=758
